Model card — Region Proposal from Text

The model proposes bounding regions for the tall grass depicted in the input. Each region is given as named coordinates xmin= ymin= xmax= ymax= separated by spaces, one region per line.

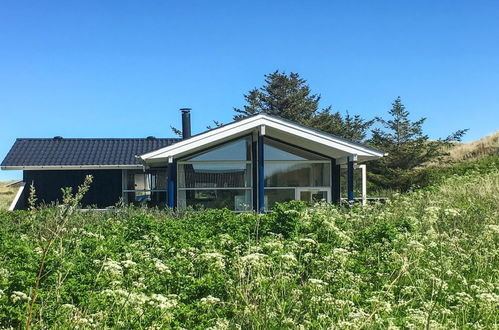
xmin=0 ymin=182 xmax=18 ymax=210
xmin=448 ymin=131 xmax=499 ymax=162
xmin=0 ymin=170 xmax=498 ymax=328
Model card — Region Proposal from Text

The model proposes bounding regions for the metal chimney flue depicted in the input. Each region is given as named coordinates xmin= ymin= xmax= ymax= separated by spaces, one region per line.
xmin=180 ymin=108 xmax=192 ymax=139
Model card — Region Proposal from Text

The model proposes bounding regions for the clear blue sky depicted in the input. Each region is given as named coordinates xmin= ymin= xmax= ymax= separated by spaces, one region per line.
xmin=1 ymin=0 xmax=498 ymax=180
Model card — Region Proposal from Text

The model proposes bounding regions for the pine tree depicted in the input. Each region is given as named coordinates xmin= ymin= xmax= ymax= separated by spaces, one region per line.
xmin=233 ymin=71 xmax=321 ymax=124
xmin=233 ymin=71 xmax=373 ymax=142
xmin=368 ymin=97 xmax=467 ymax=191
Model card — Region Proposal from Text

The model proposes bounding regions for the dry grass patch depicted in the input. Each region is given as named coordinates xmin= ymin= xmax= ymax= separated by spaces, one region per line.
xmin=0 ymin=181 xmax=20 ymax=210
xmin=448 ymin=131 xmax=499 ymax=162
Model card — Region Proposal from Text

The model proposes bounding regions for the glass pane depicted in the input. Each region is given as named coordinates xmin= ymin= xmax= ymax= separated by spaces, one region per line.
xmin=264 ymin=139 xmax=327 ymax=161
xmin=177 ymin=189 xmax=252 ymax=211
xmin=186 ymin=137 xmax=251 ymax=161
xmin=178 ymin=163 xmax=251 ymax=188
xmin=264 ymin=189 xmax=295 ymax=210
xmin=150 ymin=169 xmax=168 ymax=190
xmin=265 ymin=162 xmax=330 ymax=187
xmin=300 ymin=191 xmax=311 ymax=201
xmin=312 ymin=191 xmax=328 ymax=202
xmin=299 ymin=190 xmax=328 ymax=203
xmin=126 ymin=169 xmax=167 ymax=191
xmin=125 ymin=191 xmax=166 ymax=208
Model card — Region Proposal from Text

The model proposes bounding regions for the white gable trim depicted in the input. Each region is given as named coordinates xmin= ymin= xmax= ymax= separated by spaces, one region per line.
xmin=139 ymin=114 xmax=384 ymax=161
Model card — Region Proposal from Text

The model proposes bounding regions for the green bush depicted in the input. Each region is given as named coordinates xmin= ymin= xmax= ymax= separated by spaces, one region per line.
xmin=0 ymin=169 xmax=498 ymax=328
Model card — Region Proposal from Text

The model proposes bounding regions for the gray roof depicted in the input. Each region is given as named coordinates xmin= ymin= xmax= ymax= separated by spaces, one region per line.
xmin=1 ymin=138 xmax=180 ymax=167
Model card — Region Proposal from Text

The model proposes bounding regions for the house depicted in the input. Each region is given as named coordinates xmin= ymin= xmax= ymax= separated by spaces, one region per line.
xmin=1 ymin=109 xmax=384 ymax=211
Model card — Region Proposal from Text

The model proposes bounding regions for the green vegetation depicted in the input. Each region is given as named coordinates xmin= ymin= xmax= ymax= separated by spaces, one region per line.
xmin=1 ymin=167 xmax=498 ymax=328
xmin=367 ymin=97 xmax=467 ymax=192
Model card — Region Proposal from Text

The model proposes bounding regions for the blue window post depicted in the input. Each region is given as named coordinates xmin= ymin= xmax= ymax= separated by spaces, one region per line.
xmin=331 ymin=158 xmax=341 ymax=204
xmin=167 ymin=158 xmax=176 ymax=208
xmin=347 ymin=156 xmax=355 ymax=201
xmin=257 ymin=132 xmax=265 ymax=213
xmin=252 ymin=137 xmax=258 ymax=211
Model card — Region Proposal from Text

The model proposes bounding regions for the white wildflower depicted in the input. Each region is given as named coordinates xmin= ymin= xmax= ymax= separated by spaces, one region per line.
xmin=153 ymin=258 xmax=171 ymax=274
xmin=200 ymin=295 xmax=221 ymax=306
xmin=444 ymin=208 xmax=460 ymax=217
xmin=280 ymin=252 xmax=297 ymax=262
xmin=11 ymin=291 xmax=29 ymax=303
xmin=103 ymin=259 xmax=123 ymax=276
xmin=199 ymin=252 xmax=226 ymax=269
xmin=333 ymin=247 xmax=351 ymax=264
xmin=263 ymin=241 xmax=283 ymax=250
xmin=485 ymin=224 xmax=499 ymax=234
xmin=299 ymin=238 xmax=317 ymax=245
xmin=240 ymin=253 xmax=268 ymax=266
xmin=151 ymin=293 xmax=177 ymax=310
xmin=308 ymin=278 xmax=327 ymax=287
xmin=476 ymin=292 xmax=499 ymax=305
xmin=79 ymin=229 xmax=105 ymax=240
xmin=207 ymin=318 xmax=230 ymax=330
xmin=121 ymin=259 xmax=136 ymax=268
xmin=133 ymin=281 xmax=147 ymax=289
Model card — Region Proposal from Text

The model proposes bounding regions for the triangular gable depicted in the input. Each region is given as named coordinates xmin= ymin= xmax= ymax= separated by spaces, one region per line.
xmin=139 ymin=114 xmax=385 ymax=163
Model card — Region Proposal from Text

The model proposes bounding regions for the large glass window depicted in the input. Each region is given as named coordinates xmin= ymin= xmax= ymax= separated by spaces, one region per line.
xmin=264 ymin=139 xmax=330 ymax=209
xmin=123 ymin=169 xmax=168 ymax=207
xmin=178 ymin=137 xmax=253 ymax=211
xmin=178 ymin=163 xmax=251 ymax=188
xmin=265 ymin=162 xmax=329 ymax=187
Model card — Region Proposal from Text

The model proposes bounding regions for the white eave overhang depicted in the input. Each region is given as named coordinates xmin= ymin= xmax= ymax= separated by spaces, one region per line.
xmin=1 ymin=165 xmax=143 ymax=170
xmin=139 ymin=114 xmax=385 ymax=163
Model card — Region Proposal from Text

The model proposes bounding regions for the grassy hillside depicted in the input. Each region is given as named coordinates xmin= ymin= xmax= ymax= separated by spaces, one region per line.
xmin=0 ymin=181 xmax=18 ymax=210
xmin=447 ymin=131 xmax=499 ymax=162
xmin=0 ymin=168 xmax=497 ymax=328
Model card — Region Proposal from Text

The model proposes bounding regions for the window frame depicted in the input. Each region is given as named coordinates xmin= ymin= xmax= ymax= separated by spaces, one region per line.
xmin=122 ymin=169 xmax=168 ymax=206
xmin=176 ymin=135 xmax=254 ymax=212
xmin=263 ymin=137 xmax=332 ymax=210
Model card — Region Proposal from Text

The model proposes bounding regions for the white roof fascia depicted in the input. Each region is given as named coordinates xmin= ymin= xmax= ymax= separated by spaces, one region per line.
xmin=262 ymin=116 xmax=383 ymax=157
xmin=140 ymin=116 xmax=265 ymax=160
xmin=140 ymin=114 xmax=384 ymax=161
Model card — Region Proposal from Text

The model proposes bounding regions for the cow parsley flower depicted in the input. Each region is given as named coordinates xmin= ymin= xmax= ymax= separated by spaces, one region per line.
xmin=200 ymin=252 xmax=226 ymax=269
xmin=11 ymin=291 xmax=29 ymax=303
xmin=153 ymin=258 xmax=171 ymax=274
xmin=121 ymin=259 xmax=136 ymax=268
xmin=200 ymin=295 xmax=221 ymax=306
xmin=280 ymin=252 xmax=297 ymax=262
xmin=308 ymin=278 xmax=327 ymax=287
xmin=103 ymin=259 xmax=123 ymax=276
xmin=299 ymin=238 xmax=317 ymax=245
xmin=151 ymin=294 xmax=177 ymax=310
xmin=240 ymin=253 xmax=268 ymax=266
xmin=444 ymin=208 xmax=460 ymax=217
